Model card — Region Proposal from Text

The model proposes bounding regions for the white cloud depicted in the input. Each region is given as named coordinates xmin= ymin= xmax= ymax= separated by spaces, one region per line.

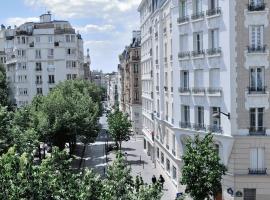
xmin=5 ymin=17 xmax=39 ymax=26
xmin=75 ymin=24 xmax=115 ymax=34
xmin=24 ymin=0 xmax=140 ymax=19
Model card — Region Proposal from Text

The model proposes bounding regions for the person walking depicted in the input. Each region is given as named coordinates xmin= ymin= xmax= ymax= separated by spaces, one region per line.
xmin=158 ymin=175 xmax=165 ymax=189
xmin=151 ymin=175 xmax=157 ymax=184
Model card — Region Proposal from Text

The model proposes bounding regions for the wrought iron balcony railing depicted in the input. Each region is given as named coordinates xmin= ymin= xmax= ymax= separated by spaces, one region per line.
xmin=180 ymin=121 xmax=192 ymax=129
xmin=249 ymin=127 xmax=266 ymax=136
xmin=206 ymin=7 xmax=221 ymax=16
xmin=207 ymin=125 xmax=223 ymax=134
xmin=179 ymin=87 xmax=190 ymax=93
xmin=248 ymin=168 xmax=267 ymax=175
xmin=178 ymin=51 xmax=190 ymax=59
xmin=191 ymin=11 xmax=204 ymax=20
xmin=207 ymin=87 xmax=222 ymax=94
xmin=177 ymin=15 xmax=189 ymax=24
xmin=247 ymin=45 xmax=266 ymax=53
xmin=191 ymin=50 xmax=205 ymax=57
xmin=247 ymin=3 xmax=266 ymax=11
xmin=206 ymin=47 xmax=222 ymax=55
xmin=193 ymin=123 xmax=207 ymax=131
xmin=247 ymin=86 xmax=267 ymax=94
xmin=192 ymin=87 xmax=206 ymax=94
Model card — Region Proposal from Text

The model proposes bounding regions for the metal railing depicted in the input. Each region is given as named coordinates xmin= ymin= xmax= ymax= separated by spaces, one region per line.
xmin=207 ymin=87 xmax=222 ymax=94
xmin=193 ymin=123 xmax=207 ymax=131
xmin=247 ymin=86 xmax=267 ymax=94
xmin=191 ymin=11 xmax=204 ymax=20
xmin=179 ymin=87 xmax=191 ymax=93
xmin=248 ymin=168 xmax=267 ymax=175
xmin=206 ymin=7 xmax=221 ymax=16
xmin=178 ymin=51 xmax=190 ymax=59
xmin=247 ymin=3 xmax=266 ymax=11
xmin=192 ymin=87 xmax=206 ymax=94
xmin=206 ymin=47 xmax=222 ymax=55
xmin=192 ymin=50 xmax=205 ymax=57
xmin=207 ymin=125 xmax=223 ymax=134
xmin=177 ymin=16 xmax=189 ymax=24
xmin=249 ymin=127 xmax=266 ymax=136
xmin=179 ymin=121 xmax=192 ymax=129
xmin=247 ymin=45 xmax=267 ymax=53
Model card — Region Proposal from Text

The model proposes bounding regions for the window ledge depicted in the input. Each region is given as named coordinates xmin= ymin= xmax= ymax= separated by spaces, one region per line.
xmin=206 ymin=13 xmax=221 ymax=19
xmin=178 ymin=21 xmax=189 ymax=26
xmin=207 ymin=53 xmax=221 ymax=58
xmin=192 ymin=55 xmax=204 ymax=60
xmin=178 ymin=57 xmax=190 ymax=61
xmin=179 ymin=92 xmax=191 ymax=96
xmin=191 ymin=18 xmax=204 ymax=23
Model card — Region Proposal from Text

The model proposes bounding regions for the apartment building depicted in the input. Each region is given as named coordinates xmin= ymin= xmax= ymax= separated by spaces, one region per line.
xmin=118 ymin=31 xmax=142 ymax=135
xmin=83 ymin=48 xmax=91 ymax=81
xmin=139 ymin=0 xmax=270 ymax=199
xmin=106 ymin=72 xmax=118 ymax=109
xmin=0 ymin=26 xmax=6 ymax=64
xmin=2 ymin=12 xmax=84 ymax=107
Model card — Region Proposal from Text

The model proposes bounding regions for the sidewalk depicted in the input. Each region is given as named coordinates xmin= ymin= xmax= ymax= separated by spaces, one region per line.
xmin=107 ymin=136 xmax=178 ymax=200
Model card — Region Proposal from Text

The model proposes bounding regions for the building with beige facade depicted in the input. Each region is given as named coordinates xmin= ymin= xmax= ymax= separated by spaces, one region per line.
xmin=118 ymin=31 xmax=142 ymax=135
xmin=106 ymin=72 xmax=118 ymax=109
xmin=1 ymin=12 xmax=84 ymax=107
xmin=139 ymin=0 xmax=270 ymax=199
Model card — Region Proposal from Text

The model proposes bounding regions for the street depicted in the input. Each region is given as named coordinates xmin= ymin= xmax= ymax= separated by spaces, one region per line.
xmin=75 ymin=114 xmax=177 ymax=200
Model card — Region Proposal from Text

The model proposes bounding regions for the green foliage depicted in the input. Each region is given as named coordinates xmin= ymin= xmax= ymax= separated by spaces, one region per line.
xmin=107 ymin=109 xmax=132 ymax=150
xmin=180 ymin=134 xmax=227 ymax=200
xmin=0 ymin=64 xmax=8 ymax=106
xmin=0 ymin=106 xmax=13 ymax=154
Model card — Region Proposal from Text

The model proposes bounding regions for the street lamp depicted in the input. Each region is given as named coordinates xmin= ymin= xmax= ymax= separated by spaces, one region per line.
xmin=212 ymin=111 xmax=230 ymax=120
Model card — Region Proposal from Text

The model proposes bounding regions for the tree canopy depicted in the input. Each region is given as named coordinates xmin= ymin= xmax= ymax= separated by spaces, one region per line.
xmin=180 ymin=133 xmax=227 ymax=200
xmin=107 ymin=109 xmax=132 ymax=150
xmin=0 ymin=64 xmax=8 ymax=106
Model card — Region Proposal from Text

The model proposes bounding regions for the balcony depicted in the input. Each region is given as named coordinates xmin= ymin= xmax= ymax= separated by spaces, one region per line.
xmin=206 ymin=7 xmax=221 ymax=17
xmin=177 ymin=16 xmax=189 ymax=24
xmin=206 ymin=47 xmax=222 ymax=56
xmin=247 ymin=45 xmax=267 ymax=53
xmin=192 ymin=50 xmax=205 ymax=57
xmin=54 ymin=28 xmax=75 ymax=34
xmin=191 ymin=11 xmax=204 ymax=20
xmin=247 ymin=3 xmax=266 ymax=11
xmin=179 ymin=87 xmax=190 ymax=93
xmin=247 ymin=86 xmax=267 ymax=94
xmin=180 ymin=121 xmax=192 ymax=129
xmin=192 ymin=87 xmax=206 ymax=94
xmin=249 ymin=127 xmax=266 ymax=136
xmin=207 ymin=87 xmax=222 ymax=95
xmin=178 ymin=51 xmax=190 ymax=59
xmin=193 ymin=123 xmax=207 ymax=131
xmin=207 ymin=125 xmax=223 ymax=134
xmin=248 ymin=168 xmax=267 ymax=175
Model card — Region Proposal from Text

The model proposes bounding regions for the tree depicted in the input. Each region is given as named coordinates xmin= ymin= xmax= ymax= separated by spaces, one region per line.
xmin=0 ymin=64 xmax=8 ymax=106
xmin=0 ymin=106 xmax=13 ymax=154
xmin=180 ymin=133 xmax=227 ymax=200
xmin=107 ymin=109 xmax=132 ymax=150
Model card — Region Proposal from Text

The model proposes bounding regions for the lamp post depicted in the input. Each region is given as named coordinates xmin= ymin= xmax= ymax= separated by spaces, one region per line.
xmin=212 ymin=111 xmax=230 ymax=120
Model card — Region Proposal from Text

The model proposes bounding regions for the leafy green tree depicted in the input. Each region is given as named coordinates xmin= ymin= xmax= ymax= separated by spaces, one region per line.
xmin=180 ymin=133 xmax=227 ymax=200
xmin=0 ymin=106 xmax=13 ymax=154
xmin=107 ymin=109 xmax=132 ymax=150
xmin=0 ymin=64 xmax=8 ymax=106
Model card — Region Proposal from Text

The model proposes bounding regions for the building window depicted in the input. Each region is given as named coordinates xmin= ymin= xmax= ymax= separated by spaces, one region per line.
xmin=37 ymin=88 xmax=43 ymax=95
xmin=161 ymin=152 xmax=164 ymax=164
xmin=244 ymin=188 xmax=256 ymax=200
xmin=66 ymin=35 xmax=71 ymax=42
xmin=179 ymin=0 xmax=187 ymax=17
xmin=134 ymin=64 xmax=139 ymax=73
xmin=35 ymin=49 xmax=41 ymax=59
xmin=72 ymin=74 xmax=77 ymax=80
xmin=194 ymin=69 xmax=203 ymax=87
xmin=182 ymin=105 xmax=190 ymax=124
xmin=48 ymin=75 xmax=55 ymax=84
xmin=71 ymin=35 xmax=75 ymax=42
xmin=193 ymin=32 xmax=203 ymax=52
xmin=209 ymin=68 xmax=220 ymax=88
xmin=196 ymin=106 xmax=204 ymax=126
xmin=193 ymin=0 xmax=202 ymax=13
xmin=157 ymin=147 xmax=160 ymax=159
xmin=36 ymin=75 xmax=42 ymax=84
xmin=48 ymin=49 xmax=54 ymax=58
xmin=209 ymin=29 xmax=219 ymax=49
xmin=249 ymin=25 xmax=264 ymax=48
xmin=250 ymin=148 xmax=265 ymax=173
xmin=36 ymin=62 xmax=42 ymax=71
xmin=67 ymin=74 xmax=72 ymax=80
xmin=250 ymin=108 xmax=264 ymax=133
xmin=48 ymin=36 xmax=53 ymax=43
xmin=209 ymin=0 xmax=219 ymax=9
xmin=172 ymin=166 xmax=177 ymax=180
xmin=179 ymin=34 xmax=188 ymax=52
xmin=166 ymin=159 xmax=170 ymax=172
xmin=249 ymin=67 xmax=264 ymax=92
xmin=181 ymin=71 xmax=189 ymax=89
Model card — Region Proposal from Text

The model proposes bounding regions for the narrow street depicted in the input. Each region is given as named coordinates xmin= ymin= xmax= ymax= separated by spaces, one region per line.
xmin=75 ymin=113 xmax=178 ymax=200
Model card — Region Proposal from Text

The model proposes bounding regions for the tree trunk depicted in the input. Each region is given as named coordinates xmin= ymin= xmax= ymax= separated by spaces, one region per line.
xmin=119 ymin=141 xmax=122 ymax=151
xmin=78 ymin=144 xmax=87 ymax=170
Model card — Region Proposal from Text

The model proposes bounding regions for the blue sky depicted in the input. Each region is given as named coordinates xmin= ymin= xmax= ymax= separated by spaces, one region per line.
xmin=1 ymin=0 xmax=140 ymax=73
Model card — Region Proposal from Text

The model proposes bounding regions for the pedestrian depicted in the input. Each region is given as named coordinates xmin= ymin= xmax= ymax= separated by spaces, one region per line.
xmin=158 ymin=175 xmax=165 ymax=189
xmin=152 ymin=175 xmax=157 ymax=184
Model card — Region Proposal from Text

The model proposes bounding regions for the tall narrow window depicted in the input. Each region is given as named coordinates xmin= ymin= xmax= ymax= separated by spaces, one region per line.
xmin=250 ymin=148 xmax=265 ymax=172
xmin=250 ymin=67 xmax=264 ymax=92
xmin=193 ymin=32 xmax=203 ymax=52
xmin=182 ymin=105 xmax=190 ymax=123
xmin=194 ymin=0 xmax=202 ymax=13
xmin=180 ymin=0 xmax=187 ymax=17
xmin=209 ymin=29 xmax=219 ymax=49
xmin=197 ymin=106 xmax=204 ymax=125
xmin=249 ymin=25 xmax=264 ymax=48
xmin=181 ymin=71 xmax=189 ymax=89
xmin=250 ymin=108 xmax=264 ymax=133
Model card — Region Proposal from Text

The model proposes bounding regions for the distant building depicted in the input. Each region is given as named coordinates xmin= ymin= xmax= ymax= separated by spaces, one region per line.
xmin=1 ymin=12 xmax=84 ymax=107
xmin=83 ymin=48 xmax=91 ymax=80
xmin=106 ymin=72 xmax=118 ymax=109
xmin=0 ymin=25 xmax=6 ymax=64
xmin=118 ymin=31 xmax=142 ymax=135
xmin=90 ymin=70 xmax=106 ymax=88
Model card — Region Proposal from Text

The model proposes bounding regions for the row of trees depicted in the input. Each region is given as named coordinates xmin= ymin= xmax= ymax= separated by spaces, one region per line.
xmin=0 ymin=147 xmax=161 ymax=200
